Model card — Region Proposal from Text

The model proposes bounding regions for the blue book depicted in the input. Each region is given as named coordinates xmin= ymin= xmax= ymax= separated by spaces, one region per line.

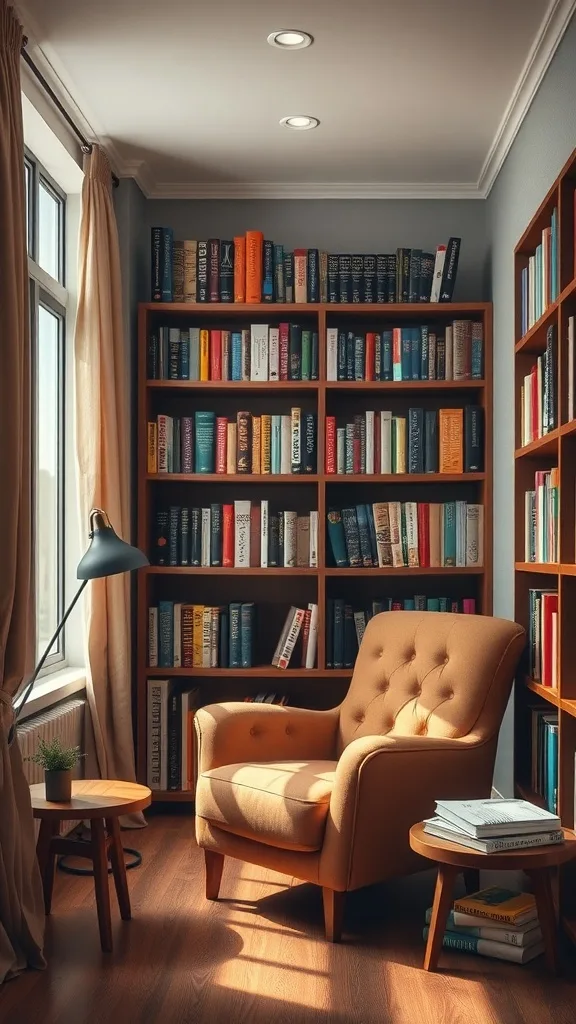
xmin=443 ymin=502 xmax=456 ymax=566
xmin=194 ymin=411 xmax=215 ymax=473
xmin=271 ymin=415 xmax=282 ymax=473
xmin=426 ymin=598 xmax=440 ymax=611
xmin=410 ymin=327 xmax=420 ymax=380
xmin=231 ymin=332 xmax=242 ymax=381
xmin=228 ymin=603 xmax=242 ymax=668
xmin=381 ymin=330 xmax=393 ymax=381
xmin=161 ymin=228 xmax=173 ymax=302
xmin=327 ymin=510 xmax=348 ymax=567
xmin=179 ymin=330 xmax=190 ymax=379
xmin=263 ymin=240 xmax=274 ymax=301
xmin=158 ymin=601 xmax=174 ymax=667
xmin=356 ymin=504 xmax=372 ymax=566
xmin=546 ymin=722 xmax=558 ymax=814
xmin=274 ymin=244 xmax=285 ymax=301
xmin=366 ymin=504 xmax=378 ymax=565
xmin=404 ymin=599 xmax=415 ymax=610
xmin=401 ymin=328 xmax=412 ymax=381
xmin=419 ymin=326 xmax=428 ymax=380
xmin=240 ymin=603 xmax=255 ymax=668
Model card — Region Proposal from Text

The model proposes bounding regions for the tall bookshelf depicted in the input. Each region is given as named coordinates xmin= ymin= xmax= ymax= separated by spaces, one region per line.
xmin=513 ymin=147 xmax=576 ymax=941
xmin=137 ymin=299 xmax=493 ymax=802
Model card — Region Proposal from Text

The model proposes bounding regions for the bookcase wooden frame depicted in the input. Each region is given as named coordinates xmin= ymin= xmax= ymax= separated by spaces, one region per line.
xmin=513 ymin=147 xmax=576 ymax=943
xmin=137 ymin=299 xmax=493 ymax=802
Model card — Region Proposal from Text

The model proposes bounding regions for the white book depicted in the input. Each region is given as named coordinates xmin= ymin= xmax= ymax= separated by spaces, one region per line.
xmin=445 ymin=325 xmax=453 ymax=381
xmin=424 ymin=906 xmax=543 ymax=947
xmin=380 ymin=411 xmax=392 ymax=473
xmin=456 ymin=500 xmax=466 ymax=567
xmin=260 ymin=499 xmax=269 ymax=567
xmin=201 ymin=508 xmax=211 ymax=566
xmin=250 ymin=324 xmax=269 ymax=381
xmin=272 ymin=607 xmax=297 ymax=666
xmin=148 ymin=607 xmax=158 ymax=667
xmin=188 ymin=328 xmax=200 ymax=381
xmin=280 ymin=415 xmax=291 ymax=474
xmin=234 ymin=500 xmax=251 ymax=567
xmin=423 ymin=816 xmax=563 ymax=854
xmin=241 ymin=329 xmax=250 ymax=380
xmin=365 ymin=411 xmax=375 ymax=474
xmin=283 ymin=510 xmax=297 ymax=567
xmin=277 ymin=607 xmax=305 ymax=669
xmin=309 ymin=510 xmax=319 ymax=567
xmin=529 ymin=256 xmax=535 ymax=327
xmin=173 ymin=603 xmax=182 ymax=668
xmin=353 ymin=610 xmax=367 ymax=647
xmin=429 ymin=245 xmax=446 ymax=303
xmin=147 ymin=678 xmax=169 ymax=791
xmin=336 ymin=428 xmax=345 ymax=474
xmin=268 ymin=327 xmax=280 ymax=381
xmin=305 ymin=603 xmax=318 ymax=669
xmin=405 ymin=501 xmax=419 ymax=566
xmin=434 ymin=798 xmax=561 ymax=838
xmin=465 ymin=504 xmax=483 ymax=566
xmin=291 ymin=407 xmax=301 ymax=474
xmin=569 ymin=316 xmax=575 ymax=421
xmin=327 ymin=327 xmax=338 ymax=381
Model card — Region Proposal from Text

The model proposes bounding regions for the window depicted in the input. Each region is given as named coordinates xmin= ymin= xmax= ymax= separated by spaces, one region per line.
xmin=26 ymin=150 xmax=67 ymax=669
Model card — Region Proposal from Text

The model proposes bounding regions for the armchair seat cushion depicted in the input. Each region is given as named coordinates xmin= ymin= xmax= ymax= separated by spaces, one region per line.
xmin=196 ymin=760 xmax=337 ymax=852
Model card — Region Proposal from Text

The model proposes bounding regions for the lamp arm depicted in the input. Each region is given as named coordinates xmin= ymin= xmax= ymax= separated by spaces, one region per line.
xmin=8 ymin=578 xmax=88 ymax=745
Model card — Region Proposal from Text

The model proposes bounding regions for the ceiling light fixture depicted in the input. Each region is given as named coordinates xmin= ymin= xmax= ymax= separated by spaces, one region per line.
xmin=280 ymin=115 xmax=320 ymax=131
xmin=267 ymin=30 xmax=313 ymax=49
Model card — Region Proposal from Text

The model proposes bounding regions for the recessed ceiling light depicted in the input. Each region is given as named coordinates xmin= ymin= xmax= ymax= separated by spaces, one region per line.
xmin=280 ymin=115 xmax=320 ymax=131
xmin=267 ymin=30 xmax=313 ymax=49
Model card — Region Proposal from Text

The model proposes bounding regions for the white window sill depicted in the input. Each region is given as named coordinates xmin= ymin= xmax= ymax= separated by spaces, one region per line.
xmin=16 ymin=667 xmax=87 ymax=722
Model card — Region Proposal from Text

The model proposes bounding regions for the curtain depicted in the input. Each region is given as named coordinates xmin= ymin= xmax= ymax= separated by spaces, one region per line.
xmin=0 ymin=0 xmax=46 ymax=984
xmin=74 ymin=147 xmax=142 ymax=802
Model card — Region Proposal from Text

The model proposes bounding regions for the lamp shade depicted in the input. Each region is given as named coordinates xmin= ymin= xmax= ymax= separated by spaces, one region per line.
xmin=76 ymin=509 xmax=149 ymax=580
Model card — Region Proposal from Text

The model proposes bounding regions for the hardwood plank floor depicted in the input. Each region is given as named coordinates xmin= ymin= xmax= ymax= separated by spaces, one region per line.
xmin=1 ymin=811 xmax=575 ymax=1024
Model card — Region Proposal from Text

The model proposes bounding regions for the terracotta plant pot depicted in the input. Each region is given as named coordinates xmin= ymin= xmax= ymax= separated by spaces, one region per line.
xmin=44 ymin=768 xmax=72 ymax=802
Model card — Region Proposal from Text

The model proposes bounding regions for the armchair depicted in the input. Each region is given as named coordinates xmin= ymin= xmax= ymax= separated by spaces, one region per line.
xmin=194 ymin=611 xmax=525 ymax=941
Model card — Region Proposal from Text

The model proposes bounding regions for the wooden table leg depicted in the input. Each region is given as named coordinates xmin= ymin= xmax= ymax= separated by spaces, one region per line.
xmin=106 ymin=817 xmax=131 ymax=921
xmin=91 ymin=818 xmax=113 ymax=952
xmin=527 ymin=868 xmax=561 ymax=975
xmin=424 ymin=864 xmax=458 ymax=971
xmin=463 ymin=868 xmax=480 ymax=895
xmin=36 ymin=818 xmax=59 ymax=915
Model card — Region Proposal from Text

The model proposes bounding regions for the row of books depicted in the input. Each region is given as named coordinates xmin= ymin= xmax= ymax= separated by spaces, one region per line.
xmin=325 ymin=407 xmax=483 ymax=475
xmin=567 ymin=315 xmax=576 ymax=421
xmin=528 ymin=588 xmax=558 ymax=687
xmin=148 ymin=410 xmax=317 ymax=476
xmin=151 ymin=228 xmax=461 ymax=305
xmin=147 ymin=324 xmax=319 ymax=382
xmin=327 ymin=502 xmax=484 ymax=569
xmin=531 ymin=709 xmax=558 ymax=813
xmin=520 ymin=210 xmax=559 ymax=337
xmin=519 ymin=325 xmax=556 ymax=446
xmin=523 ymin=468 xmax=559 ymax=563
xmin=326 ymin=321 xmax=483 ymax=382
xmin=146 ymin=682 xmax=199 ymax=791
xmin=149 ymin=601 xmax=257 ymax=669
xmin=326 ymin=597 xmax=476 ymax=668
xmin=152 ymin=504 xmax=319 ymax=569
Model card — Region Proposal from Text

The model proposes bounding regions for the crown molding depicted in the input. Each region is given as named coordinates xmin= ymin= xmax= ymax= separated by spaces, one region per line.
xmin=478 ymin=0 xmax=576 ymax=196
xmin=136 ymin=180 xmax=484 ymax=200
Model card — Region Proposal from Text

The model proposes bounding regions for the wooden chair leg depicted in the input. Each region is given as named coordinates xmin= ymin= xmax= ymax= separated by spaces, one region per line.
xmin=322 ymin=887 xmax=345 ymax=943
xmin=106 ymin=817 xmax=131 ymax=921
xmin=463 ymin=868 xmax=480 ymax=895
xmin=424 ymin=864 xmax=459 ymax=971
xmin=36 ymin=818 xmax=59 ymax=915
xmin=527 ymin=868 xmax=561 ymax=975
xmin=91 ymin=818 xmax=113 ymax=952
xmin=205 ymin=850 xmax=224 ymax=901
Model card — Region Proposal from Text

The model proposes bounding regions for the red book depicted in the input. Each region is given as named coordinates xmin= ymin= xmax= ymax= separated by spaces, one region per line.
xmin=222 ymin=505 xmax=234 ymax=567
xmin=279 ymin=322 xmax=289 ymax=380
xmin=215 ymin=417 xmax=227 ymax=473
xmin=352 ymin=416 xmax=361 ymax=473
xmin=325 ymin=416 xmax=336 ymax=473
xmin=300 ymin=608 xmax=311 ymax=667
xmin=418 ymin=503 xmax=430 ymax=566
xmin=462 ymin=598 xmax=476 ymax=614
xmin=249 ymin=505 xmax=260 ymax=566
xmin=392 ymin=601 xmax=402 ymax=610
xmin=365 ymin=332 xmax=375 ymax=381
xmin=392 ymin=328 xmax=402 ymax=378
xmin=541 ymin=592 xmax=558 ymax=686
xmin=210 ymin=330 xmax=222 ymax=380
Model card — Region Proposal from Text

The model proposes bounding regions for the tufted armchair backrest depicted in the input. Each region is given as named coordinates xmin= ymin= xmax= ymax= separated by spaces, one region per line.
xmin=336 ymin=611 xmax=525 ymax=755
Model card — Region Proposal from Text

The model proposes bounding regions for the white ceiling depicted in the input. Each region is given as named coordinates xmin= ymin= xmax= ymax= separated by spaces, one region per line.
xmin=16 ymin=0 xmax=576 ymax=198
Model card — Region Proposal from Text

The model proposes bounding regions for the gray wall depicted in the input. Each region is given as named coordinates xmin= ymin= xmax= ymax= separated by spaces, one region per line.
xmin=488 ymin=12 xmax=576 ymax=795
xmin=144 ymin=199 xmax=489 ymax=301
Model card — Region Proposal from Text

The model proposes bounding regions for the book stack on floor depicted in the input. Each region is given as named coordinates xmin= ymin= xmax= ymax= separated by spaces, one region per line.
xmin=423 ymin=888 xmax=544 ymax=964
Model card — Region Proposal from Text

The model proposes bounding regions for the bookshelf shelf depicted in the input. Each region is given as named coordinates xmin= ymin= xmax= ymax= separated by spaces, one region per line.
xmin=137 ymin=297 xmax=492 ymax=798
xmin=513 ymin=146 xmax=576 ymax=944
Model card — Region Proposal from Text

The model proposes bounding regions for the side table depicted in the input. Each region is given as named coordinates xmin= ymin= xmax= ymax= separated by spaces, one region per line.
xmin=409 ymin=822 xmax=576 ymax=974
xmin=30 ymin=779 xmax=151 ymax=952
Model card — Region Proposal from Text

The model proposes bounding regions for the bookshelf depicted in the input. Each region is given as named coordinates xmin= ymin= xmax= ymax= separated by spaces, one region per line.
xmin=137 ymin=299 xmax=493 ymax=802
xmin=513 ymin=147 xmax=576 ymax=942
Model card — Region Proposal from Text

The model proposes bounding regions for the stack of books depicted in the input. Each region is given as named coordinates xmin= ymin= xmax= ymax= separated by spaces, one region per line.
xmin=424 ymin=798 xmax=562 ymax=853
xmin=423 ymin=887 xmax=544 ymax=964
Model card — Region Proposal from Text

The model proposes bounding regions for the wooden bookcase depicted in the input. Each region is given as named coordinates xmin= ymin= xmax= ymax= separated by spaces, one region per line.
xmin=513 ymin=147 xmax=576 ymax=941
xmin=136 ymin=299 xmax=493 ymax=802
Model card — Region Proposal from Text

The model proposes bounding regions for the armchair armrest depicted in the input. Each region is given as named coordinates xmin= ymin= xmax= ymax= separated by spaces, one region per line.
xmin=195 ymin=702 xmax=340 ymax=774
xmin=320 ymin=732 xmax=495 ymax=892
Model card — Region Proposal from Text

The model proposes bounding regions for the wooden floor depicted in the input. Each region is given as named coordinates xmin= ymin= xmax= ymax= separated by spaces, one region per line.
xmin=1 ymin=811 xmax=575 ymax=1024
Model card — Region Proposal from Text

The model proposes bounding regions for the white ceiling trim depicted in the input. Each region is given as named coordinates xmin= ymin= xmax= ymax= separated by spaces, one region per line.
xmin=136 ymin=180 xmax=485 ymax=200
xmin=478 ymin=0 xmax=576 ymax=196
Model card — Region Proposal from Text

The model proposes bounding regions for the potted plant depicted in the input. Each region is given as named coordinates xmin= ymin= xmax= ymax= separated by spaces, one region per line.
xmin=26 ymin=737 xmax=86 ymax=802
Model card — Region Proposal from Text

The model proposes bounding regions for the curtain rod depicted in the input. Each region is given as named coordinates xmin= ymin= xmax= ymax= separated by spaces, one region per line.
xmin=20 ymin=41 xmax=120 ymax=188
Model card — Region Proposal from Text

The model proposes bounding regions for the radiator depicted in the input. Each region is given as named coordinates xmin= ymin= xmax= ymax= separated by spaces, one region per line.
xmin=18 ymin=698 xmax=86 ymax=836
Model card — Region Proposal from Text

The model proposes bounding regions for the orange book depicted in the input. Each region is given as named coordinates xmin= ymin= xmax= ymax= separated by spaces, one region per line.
xmin=215 ymin=417 xmax=227 ymax=474
xmin=234 ymin=236 xmax=246 ymax=302
xmin=365 ymin=332 xmax=375 ymax=381
xmin=226 ymin=423 xmax=237 ymax=474
xmin=251 ymin=415 xmax=261 ymax=474
xmin=245 ymin=230 xmax=263 ymax=303
xmin=147 ymin=422 xmax=157 ymax=473
xmin=200 ymin=330 xmax=210 ymax=381
xmin=438 ymin=408 xmax=463 ymax=473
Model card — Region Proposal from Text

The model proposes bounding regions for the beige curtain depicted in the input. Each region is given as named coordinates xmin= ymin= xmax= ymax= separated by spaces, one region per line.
xmin=74 ymin=147 xmax=141 ymax=798
xmin=0 ymin=1 xmax=46 ymax=984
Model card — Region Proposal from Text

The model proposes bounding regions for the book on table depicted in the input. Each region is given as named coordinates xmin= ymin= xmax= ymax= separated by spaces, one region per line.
xmin=433 ymin=798 xmax=561 ymax=838
xmin=423 ymin=815 xmax=563 ymax=853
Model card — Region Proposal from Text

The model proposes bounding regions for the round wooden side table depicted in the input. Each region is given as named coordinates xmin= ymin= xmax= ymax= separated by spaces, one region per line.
xmin=409 ymin=822 xmax=576 ymax=975
xmin=30 ymin=779 xmax=151 ymax=952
